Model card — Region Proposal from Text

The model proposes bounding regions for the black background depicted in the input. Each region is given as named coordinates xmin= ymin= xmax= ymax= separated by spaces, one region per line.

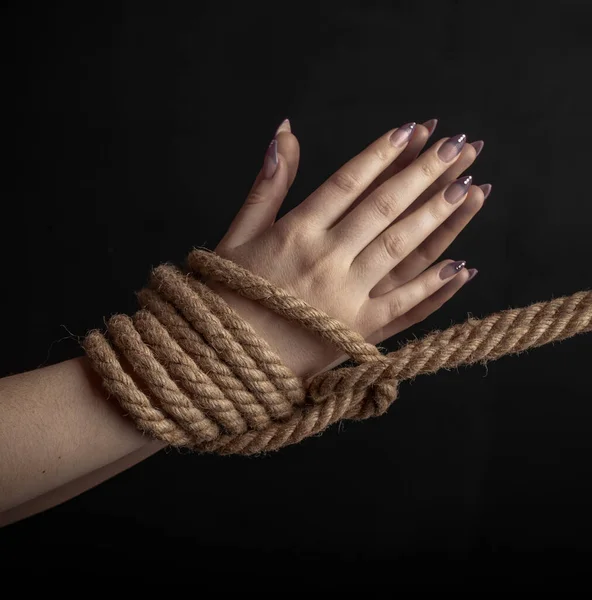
xmin=3 ymin=0 xmax=592 ymax=590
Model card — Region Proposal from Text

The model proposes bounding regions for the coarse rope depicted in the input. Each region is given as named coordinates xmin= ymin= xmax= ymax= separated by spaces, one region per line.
xmin=83 ymin=248 xmax=592 ymax=455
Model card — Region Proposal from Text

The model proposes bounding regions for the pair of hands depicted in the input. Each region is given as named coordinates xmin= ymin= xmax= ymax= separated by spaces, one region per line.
xmin=210 ymin=119 xmax=491 ymax=379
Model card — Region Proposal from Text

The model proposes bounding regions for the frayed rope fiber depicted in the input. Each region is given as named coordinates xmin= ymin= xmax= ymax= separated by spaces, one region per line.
xmin=83 ymin=248 xmax=592 ymax=455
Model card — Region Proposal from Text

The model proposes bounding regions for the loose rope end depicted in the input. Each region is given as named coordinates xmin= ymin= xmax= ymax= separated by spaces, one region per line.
xmin=81 ymin=250 xmax=592 ymax=455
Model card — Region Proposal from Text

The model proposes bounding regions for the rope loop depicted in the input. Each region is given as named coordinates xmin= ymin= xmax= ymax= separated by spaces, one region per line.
xmin=83 ymin=249 xmax=592 ymax=454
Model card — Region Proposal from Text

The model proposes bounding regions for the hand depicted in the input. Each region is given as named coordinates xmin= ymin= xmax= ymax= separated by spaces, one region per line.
xmin=211 ymin=119 xmax=490 ymax=379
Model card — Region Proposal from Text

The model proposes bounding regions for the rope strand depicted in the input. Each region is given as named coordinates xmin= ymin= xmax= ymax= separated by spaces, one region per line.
xmin=83 ymin=249 xmax=592 ymax=455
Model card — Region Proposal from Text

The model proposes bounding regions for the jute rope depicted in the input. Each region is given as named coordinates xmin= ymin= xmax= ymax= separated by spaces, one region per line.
xmin=83 ymin=249 xmax=592 ymax=455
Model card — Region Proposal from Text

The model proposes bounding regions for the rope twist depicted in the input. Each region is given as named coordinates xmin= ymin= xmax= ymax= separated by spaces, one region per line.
xmin=83 ymin=249 xmax=592 ymax=455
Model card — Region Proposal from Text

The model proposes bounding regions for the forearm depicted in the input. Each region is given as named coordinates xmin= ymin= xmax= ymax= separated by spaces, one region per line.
xmin=0 ymin=440 xmax=162 ymax=527
xmin=0 ymin=284 xmax=336 ymax=520
xmin=0 ymin=356 xmax=165 ymax=514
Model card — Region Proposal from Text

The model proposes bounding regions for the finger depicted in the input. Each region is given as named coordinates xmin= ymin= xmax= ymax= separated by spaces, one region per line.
xmin=333 ymin=134 xmax=468 ymax=254
xmin=354 ymin=175 xmax=473 ymax=289
xmin=364 ymin=258 xmax=469 ymax=334
xmin=246 ymin=119 xmax=300 ymax=197
xmin=393 ymin=138 xmax=483 ymax=225
xmin=277 ymin=120 xmax=300 ymax=189
xmin=366 ymin=118 xmax=439 ymax=195
xmin=336 ymin=120 xmax=437 ymax=225
xmin=366 ymin=266 xmax=477 ymax=345
xmin=371 ymin=184 xmax=491 ymax=296
xmin=217 ymin=145 xmax=289 ymax=250
xmin=290 ymin=122 xmax=418 ymax=229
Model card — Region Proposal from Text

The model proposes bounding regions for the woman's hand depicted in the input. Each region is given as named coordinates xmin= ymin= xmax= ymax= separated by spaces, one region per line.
xmin=0 ymin=118 xmax=491 ymax=520
xmin=211 ymin=119 xmax=491 ymax=379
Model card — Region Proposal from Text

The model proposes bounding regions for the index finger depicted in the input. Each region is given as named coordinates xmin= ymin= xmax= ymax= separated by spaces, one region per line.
xmin=337 ymin=119 xmax=438 ymax=224
xmin=331 ymin=134 xmax=468 ymax=251
xmin=289 ymin=122 xmax=417 ymax=229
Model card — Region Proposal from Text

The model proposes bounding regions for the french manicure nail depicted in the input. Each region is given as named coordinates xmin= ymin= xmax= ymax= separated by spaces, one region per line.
xmin=439 ymin=260 xmax=467 ymax=280
xmin=470 ymin=140 xmax=484 ymax=157
xmin=263 ymin=139 xmax=278 ymax=179
xmin=466 ymin=268 xmax=479 ymax=282
xmin=444 ymin=175 xmax=473 ymax=204
xmin=437 ymin=133 xmax=467 ymax=162
xmin=389 ymin=122 xmax=417 ymax=147
xmin=275 ymin=118 xmax=291 ymax=135
xmin=479 ymin=183 xmax=492 ymax=200
xmin=422 ymin=118 xmax=438 ymax=138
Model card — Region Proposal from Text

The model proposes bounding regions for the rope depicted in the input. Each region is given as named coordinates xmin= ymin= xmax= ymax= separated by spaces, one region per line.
xmin=83 ymin=248 xmax=592 ymax=455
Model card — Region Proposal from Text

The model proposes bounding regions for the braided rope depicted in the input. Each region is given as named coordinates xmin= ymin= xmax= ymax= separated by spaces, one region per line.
xmin=83 ymin=249 xmax=592 ymax=455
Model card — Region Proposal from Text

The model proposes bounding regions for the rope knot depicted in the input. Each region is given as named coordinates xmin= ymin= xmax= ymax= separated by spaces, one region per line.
xmin=306 ymin=354 xmax=399 ymax=421
xmin=83 ymin=248 xmax=592 ymax=455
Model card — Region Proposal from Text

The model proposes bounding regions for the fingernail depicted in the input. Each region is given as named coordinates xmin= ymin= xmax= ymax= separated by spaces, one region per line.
xmin=389 ymin=122 xmax=416 ymax=147
xmin=479 ymin=183 xmax=492 ymax=200
xmin=263 ymin=139 xmax=278 ymax=179
xmin=422 ymin=118 xmax=438 ymax=138
xmin=437 ymin=133 xmax=467 ymax=162
xmin=444 ymin=175 xmax=473 ymax=204
xmin=466 ymin=268 xmax=479 ymax=282
xmin=470 ymin=140 xmax=484 ymax=157
xmin=439 ymin=260 xmax=467 ymax=280
xmin=275 ymin=118 xmax=291 ymax=135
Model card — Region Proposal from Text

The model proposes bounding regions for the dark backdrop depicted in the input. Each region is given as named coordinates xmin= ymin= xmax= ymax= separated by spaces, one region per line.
xmin=3 ymin=0 xmax=591 ymax=590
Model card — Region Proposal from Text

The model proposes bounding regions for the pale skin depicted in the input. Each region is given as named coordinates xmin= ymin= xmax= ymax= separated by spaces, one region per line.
xmin=0 ymin=119 xmax=490 ymax=526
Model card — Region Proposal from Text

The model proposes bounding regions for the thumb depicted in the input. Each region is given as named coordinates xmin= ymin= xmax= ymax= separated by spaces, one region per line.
xmin=274 ymin=118 xmax=300 ymax=189
xmin=245 ymin=118 xmax=300 ymax=198
xmin=217 ymin=119 xmax=301 ymax=250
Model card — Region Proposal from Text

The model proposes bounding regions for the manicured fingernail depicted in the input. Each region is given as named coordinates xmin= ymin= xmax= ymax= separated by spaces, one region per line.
xmin=263 ymin=139 xmax=278 ymax=179
xmin=466 ymin=268 xmax=479 ymax=282
xmin=422 ymin=118 xmax=438 ymax=138
xmin=275 ymin=118 xmax=291 ymax=135
xmin=437 ymin=133 xmax=467 ymax=162
xmin=389 ymin=122 xmax=416 ymax=147
xmin=470 ymin=140 xmax=484 ymax=157
xmin=479 ymin=183 xmax=492 ymax=200
xmin=439 ymin=260 xmax=467 ymax=280
xmin=444 ymin=175 xmax=473 ymax=204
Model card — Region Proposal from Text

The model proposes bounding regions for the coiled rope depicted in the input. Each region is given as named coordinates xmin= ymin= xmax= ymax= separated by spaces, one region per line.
xmin=83 ymin=249 xmax=592 ymax=455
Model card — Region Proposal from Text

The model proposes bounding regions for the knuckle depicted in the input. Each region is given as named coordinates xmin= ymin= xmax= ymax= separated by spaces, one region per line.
xmin=427 ymin=200 xmax=445 ymax=223
xmin=420 ymin=275 xmax=433 ymax=297
xmin=273 ymin=218 xmax=298 ymax=248
xmin=329 ymin=170 xmax=362 ymax=194
xmin=374 ymin=145 xmax=390 ymax=163
xmin=371 ymin=191 xmax=397 ymax=221
xmin=245 ymin=189 xmax=268 ymax=206
xmin=388 ymin=292 xmax=403 ymax=318
xmin=414 ymin=243 xmax=433 ymax=265
xmin=420 ymin=160 xmax=438 ymax=180
xmin=299 ymin=253 xmax=322 ymax=279
xmin=382 ymin=231 xmax=407 ymax=261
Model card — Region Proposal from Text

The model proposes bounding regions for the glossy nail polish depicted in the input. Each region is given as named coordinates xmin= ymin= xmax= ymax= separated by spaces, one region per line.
xmin=263 ymin=138 xmax=278 ymax=179
xmin=437 ymin=133 xmax=467 ymax=162
xmin=439 ymin=259 xmax=467 ymax=280
xmin=466 ymin=268 xmax=479 ymax=282
xmin=422 ymin=118 xmax=438 ymax=138
xmin=444 ymin=175 xmax=473 ymax=204
xmin=470 ymin=140 xmax=484 ymax=157
xmin=479 ymin=183 xmax=492 ymax=200
xmin=389 ymin=122 xmax=416 ymax=147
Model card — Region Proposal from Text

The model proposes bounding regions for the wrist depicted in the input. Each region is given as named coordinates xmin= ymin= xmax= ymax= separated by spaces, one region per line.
xmin=206 ymin=280 xmax=343 ymax=380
